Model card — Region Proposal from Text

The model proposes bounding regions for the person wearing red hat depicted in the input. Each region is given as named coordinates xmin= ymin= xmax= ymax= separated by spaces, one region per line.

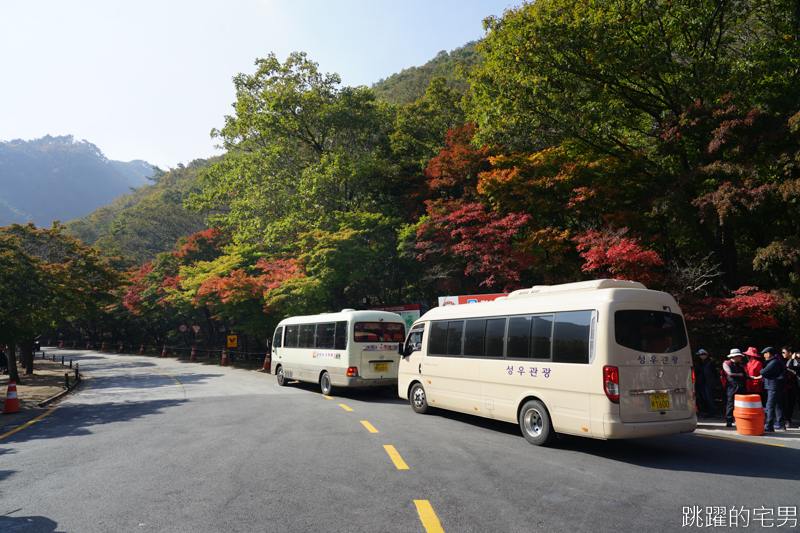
xmin=744 ymin=346 xmax=765 ymax=406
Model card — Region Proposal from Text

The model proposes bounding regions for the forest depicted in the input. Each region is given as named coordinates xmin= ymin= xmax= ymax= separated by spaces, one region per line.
xmin=3 ymin=0 xmax=799 ymax=378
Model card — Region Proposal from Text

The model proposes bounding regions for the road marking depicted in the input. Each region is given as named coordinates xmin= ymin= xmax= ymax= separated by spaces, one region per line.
xmin=315 ymin=393 xmax=334 ymax=400
xmin=696 ymin=434 xmax=786 ymax=447
xmin=124 ymin=362 xmax=183 ymax=387
xmin=0 ymin=407 xmax=59 ymax=441
xmin=414 ymin=500 xmax=445 ymax=533
xmin=339 ymin=404 xmax=353 ymax=412
xmin=384 ymin=445 xmax=409 ymax=470
xmin=361 ymin=420 xmax=379 ymax=433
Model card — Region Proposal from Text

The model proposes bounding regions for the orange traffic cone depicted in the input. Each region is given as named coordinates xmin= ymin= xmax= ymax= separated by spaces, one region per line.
xmin=262 ymin=354 xmax=271 ymax=372
xmin=3 ymin=382 xmax=20 ymax=414
xmin=100 ymin=341 xmax=106 ymax=351
xmin=72 ymin=341 xmax=77 ymax=349
xmin=161 ymin=345 xmax=167 ymax=357
xmin=59 ymin=339 xmax=64 ymax=348
xmin=139 ymin=344 xmax=145 ymax=355
xmin=190 ymin=346 xmax=197 ymax=361
xmin=86 ymin=341 xmax=91 ymax=349
xmin=47 ymin=339 xmax=51 ymax=347
xmin=119 ymin=342 xmax=124 ymax=353
xmin=221 ymin=347 xmax=228 ymax=365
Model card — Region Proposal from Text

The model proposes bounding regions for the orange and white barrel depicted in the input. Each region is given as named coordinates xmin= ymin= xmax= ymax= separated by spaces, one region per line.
xmin=734 ymin=394 xmax=765 ymax=436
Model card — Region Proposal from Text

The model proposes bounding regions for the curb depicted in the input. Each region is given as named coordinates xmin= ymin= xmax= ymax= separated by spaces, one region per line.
xmin=36 ymin=373 xmax=84 ymax=408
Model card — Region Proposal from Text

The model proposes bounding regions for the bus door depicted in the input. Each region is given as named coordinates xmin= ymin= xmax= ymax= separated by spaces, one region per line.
xmin=424 ymin=320 xmax=483 ymax=415
xmin=271 ymin=326 xmax=283 ymax=373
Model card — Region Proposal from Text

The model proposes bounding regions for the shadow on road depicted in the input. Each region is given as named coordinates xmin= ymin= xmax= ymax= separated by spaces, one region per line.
xmin=417 ymin=407 xmax=800 ymax=481
xmin=0 ymin=398 xmax=187 ymax=446
xmin=0 ymin=513 xmax=63 ymax=532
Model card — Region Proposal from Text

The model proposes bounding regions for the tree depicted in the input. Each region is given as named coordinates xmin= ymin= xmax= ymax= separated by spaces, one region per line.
xmin=0 ymin=223 xmax=122 ymax=376
xmin=470 ymin=0 xmax=800 ymax=290
xmin=187 ymin=52 xmax=396 ymax=246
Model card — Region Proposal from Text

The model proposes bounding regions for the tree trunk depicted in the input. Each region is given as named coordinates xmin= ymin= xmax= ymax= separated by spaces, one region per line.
xmin=21 ymin=339 xmax=35 ymax=375
xmin=6 ymin=347 xmax=20 ymax=383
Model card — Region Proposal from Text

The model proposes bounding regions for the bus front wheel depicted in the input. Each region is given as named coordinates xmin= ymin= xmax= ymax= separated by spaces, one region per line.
xmin=410 ymin=383 xmax=428 ymax=414
xmin=320 ymin=372 xmax=334 ymax=396
xmin=519 ymin=399 xmax=555 ymax=446
xmin=276 ymin=366 xmax=288 ymax=387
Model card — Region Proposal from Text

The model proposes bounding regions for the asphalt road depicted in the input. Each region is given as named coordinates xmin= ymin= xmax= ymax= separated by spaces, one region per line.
xmin=1 ymin=350 xmax=799 ymax=533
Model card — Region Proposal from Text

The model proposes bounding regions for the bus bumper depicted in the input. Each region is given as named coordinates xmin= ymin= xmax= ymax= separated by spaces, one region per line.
xmin=335 ymin=376 xmax=398 ymax=389
xmin=602 ymin=413 xmax=697 ymax=439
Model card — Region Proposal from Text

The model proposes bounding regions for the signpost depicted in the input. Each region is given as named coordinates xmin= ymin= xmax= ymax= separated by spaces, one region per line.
xmin=227 ymin=335 xmax=238 ymax=348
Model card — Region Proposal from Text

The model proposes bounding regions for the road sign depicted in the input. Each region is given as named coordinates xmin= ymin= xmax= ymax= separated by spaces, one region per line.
xmin=179 ymin=324 xmax=188 ymax=333
xmin=227 ymin=335 xmax=238 ymax=348
xmin=191 ymin=325 xmax=201 ymax=334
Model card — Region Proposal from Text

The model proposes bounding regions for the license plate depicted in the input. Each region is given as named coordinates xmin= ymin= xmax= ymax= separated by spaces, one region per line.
xmin=650 ymin=394 xmax=670 ymax=410
xmin=374 ymin=363 xmax=388 ymax=372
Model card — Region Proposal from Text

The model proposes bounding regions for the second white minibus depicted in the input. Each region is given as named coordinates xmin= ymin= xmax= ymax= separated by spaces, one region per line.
xmin=397 ymin=280 xmax=697 ymax=445
xmin=271 ymin=309 xmax=406 ymax=395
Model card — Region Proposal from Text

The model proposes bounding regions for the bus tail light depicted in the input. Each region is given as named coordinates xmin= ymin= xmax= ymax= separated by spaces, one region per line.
xmin=347 ymin=367 xmax=359 ymax=377
xmin=603 ymin=365 xmax=619 ymax=404
xmin=691 ymin=367 xmax=695 ymax=384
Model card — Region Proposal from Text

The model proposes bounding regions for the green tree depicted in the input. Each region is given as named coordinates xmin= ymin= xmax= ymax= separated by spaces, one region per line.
xmin=0 ymin=223 xmax=122 ymax=377
xmin=187 ymin=52 xmax=396 ymax=245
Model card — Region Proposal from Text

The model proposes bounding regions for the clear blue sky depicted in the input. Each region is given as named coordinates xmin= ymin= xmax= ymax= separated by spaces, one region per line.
xmin=0 ymin=0 xmax=516 ymax=170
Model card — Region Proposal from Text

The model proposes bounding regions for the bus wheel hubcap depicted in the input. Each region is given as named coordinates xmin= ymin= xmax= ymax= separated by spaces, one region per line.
xmin=413 ymin=388 xmax=425 ymax=407
xmin=525 ymin=409 xmax=543 ymax=436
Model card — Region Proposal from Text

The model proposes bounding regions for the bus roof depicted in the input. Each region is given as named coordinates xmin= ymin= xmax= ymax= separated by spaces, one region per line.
xmin=416 ymin=280 xmax=678 ymax=323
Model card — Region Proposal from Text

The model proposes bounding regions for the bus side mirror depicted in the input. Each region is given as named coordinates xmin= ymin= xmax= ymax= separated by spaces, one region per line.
xmin=397 ymin=342 xmax=404 ymax=356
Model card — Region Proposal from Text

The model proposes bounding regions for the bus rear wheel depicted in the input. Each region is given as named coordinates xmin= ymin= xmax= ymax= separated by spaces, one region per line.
xmin=320 ymin=371 xmax=334 ymax=396
xmin=519 ymin=399 xmax=555 ymax=446
xmin=410 ymin=383 xmax=428 ymax=414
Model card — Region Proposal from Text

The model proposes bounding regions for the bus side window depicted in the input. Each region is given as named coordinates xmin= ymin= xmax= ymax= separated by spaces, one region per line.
xmin=334 ymin=321 xmax=347 ymax=350
xmin=553 ymin=311 xmax=592 ymax=364
xmin=531 ymin=315 xmax=553 ymax=360
xmin=285 ymin=325 xmax=299 ymax=348
xmin=446 ymin=321 xmax=464 ymax=356
xmin=507 ymin=316 xmax=532 ymax=358
xmin=429 ymin=321 xmax=447 ymax=355
xmin=406 ymin=327 xmax=424 ymax=354
xmin=273 ymin=327 xmax=283 ymax=348
xmin=485 ymin=318 xmax=506 ymax=358
xmin=316 ymin=323 xmax=336 ymax=349
xmin=464 ymin=319 xmax=486 ymax=357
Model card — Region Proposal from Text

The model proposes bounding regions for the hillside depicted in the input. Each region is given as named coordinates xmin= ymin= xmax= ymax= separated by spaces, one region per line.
xmin=371 ymin=41 xmax=483 ymax=105
xmin=0 ymin=135 xmax=154 ymax=228
xmin=65 ymin=159 xmax=213 ymax=264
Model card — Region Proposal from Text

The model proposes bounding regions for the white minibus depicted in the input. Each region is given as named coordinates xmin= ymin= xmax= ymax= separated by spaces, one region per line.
xmin=397 ymin=280 xmax=697 ymax=445
xmin=271 ymin=309 xmax=406 ymax=395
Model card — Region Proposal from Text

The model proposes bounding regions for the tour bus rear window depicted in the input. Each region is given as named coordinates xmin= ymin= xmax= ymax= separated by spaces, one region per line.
xmin=353 ymin=322 xmax=406 ymax=343
xmin=615 ymin=310 xmax=688 ymax=354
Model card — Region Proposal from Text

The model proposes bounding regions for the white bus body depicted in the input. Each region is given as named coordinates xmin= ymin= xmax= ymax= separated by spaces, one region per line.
xmin=271 ymin=309 xmax=406 ymax=395
xmin=397 ymin=280 xmax=697 ymax=445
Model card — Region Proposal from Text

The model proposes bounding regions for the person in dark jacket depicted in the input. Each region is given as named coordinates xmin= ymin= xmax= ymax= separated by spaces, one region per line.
xmin=723 ymin=349 xmax=749 ymax=427
xmin=781 ymin=346 xmax=796 ymax=428
xmin=759 ymin=346 xmax=786 ymax=432
xmin=0 ymin=347 xmax=7 ymax=374
xmin=695 ymin=349 xmax=717 ymax=419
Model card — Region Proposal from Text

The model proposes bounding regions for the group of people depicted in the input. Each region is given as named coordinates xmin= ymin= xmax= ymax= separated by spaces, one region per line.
xmin=695 ymin=346 xmax=800 ymax=432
